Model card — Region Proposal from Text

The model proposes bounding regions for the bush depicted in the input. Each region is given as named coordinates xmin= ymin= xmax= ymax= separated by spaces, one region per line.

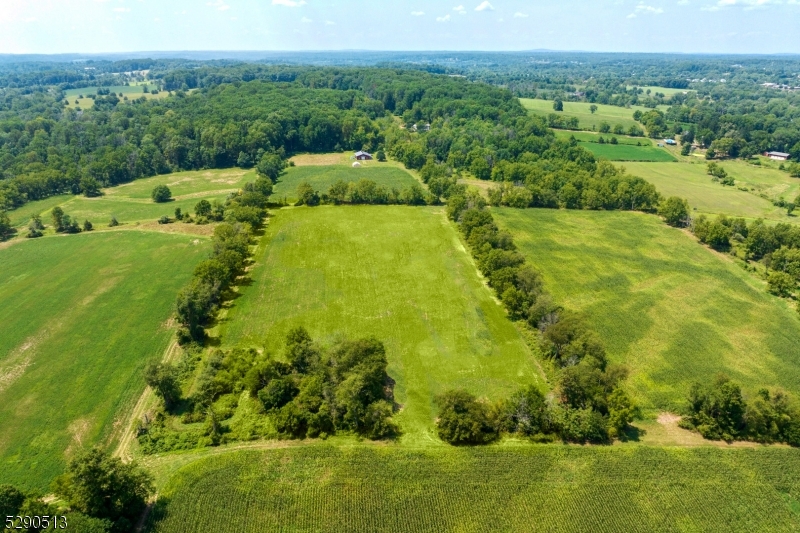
xmin=109 ymin=216 xmax=119 ymax=227
xmin=258 ymin=378 xmax=298 ymax=411
xmin=158 ymin=215 xmax=171 ymax=225
xmin=436 ymin=390 xmax=498 ymax=445
xmin=83 ymin=220 xmax=93 ymax=231
xmin=151 ymin=185 xmax=172 ymax=203
xmin=767 ymin=271 xmax=795 ymax=297
xmin=658 ymin=196 xmax=690 ymax=227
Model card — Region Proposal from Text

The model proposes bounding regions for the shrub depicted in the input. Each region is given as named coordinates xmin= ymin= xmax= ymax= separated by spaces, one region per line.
xmin=151 ymin=184 xmax=172 ymax=203
xmin=658 ymin=196 xmax=690 ymax=227
xmin=436 ymin=390 xmax=498 ymax=445
xmin=109 ymin=216 xmax=119 ymax=227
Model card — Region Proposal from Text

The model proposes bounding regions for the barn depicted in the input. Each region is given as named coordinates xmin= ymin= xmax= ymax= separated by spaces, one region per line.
xmin=764 ymin=151 xmax=791 ymax=161
xmin=354 ymin=151 xmax=373 ymax=161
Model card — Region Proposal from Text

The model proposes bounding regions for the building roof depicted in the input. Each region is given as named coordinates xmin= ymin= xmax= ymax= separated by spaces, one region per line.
xmin=767 ymin=152 xmax=790 ymax=157
xmin=354 ymin=151 xmax=372 ymax=157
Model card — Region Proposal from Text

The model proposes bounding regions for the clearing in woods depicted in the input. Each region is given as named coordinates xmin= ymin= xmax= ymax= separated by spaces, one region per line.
xmin=145 ymin=445 xmax=800 ymax=533
xmin=213 ymin=205 xmax=543 ymax=444
xmin=0 ymin=231 xmax=209 ymax=490
xmin=272 ymin=163 xmax=419 ymax=203
xmin=492 ymin=208 xmax=800 ymax=411
xmin=519 ymin=98 xmax=665 ymax=132
xmin=624 ymin=160 xmax=800 ymax=223
xmin=552 ymin=130 xmax=675 ymax=161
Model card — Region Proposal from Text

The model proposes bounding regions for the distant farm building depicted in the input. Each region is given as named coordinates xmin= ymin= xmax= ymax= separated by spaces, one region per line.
xmin=664 ymin=139 xmax=677 ymax=145
xmin=353 ymin=151 xmax=373 ymax=161
xmin=764 ymin=151 xmax=790 ymax=161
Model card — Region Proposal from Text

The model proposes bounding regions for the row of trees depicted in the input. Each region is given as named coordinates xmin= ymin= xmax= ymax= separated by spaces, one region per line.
xmin=140 ymin=328 xmax=397 ymax=452
xmin=295 ymin=179 xmax=431 ymax=207
xmin=680 ymin=375 xmax=800 ymax=446
xmin=438 ymin=195 xmax=635 ymax=445
xmin=1 ymin=448 xmax=152 ymax=533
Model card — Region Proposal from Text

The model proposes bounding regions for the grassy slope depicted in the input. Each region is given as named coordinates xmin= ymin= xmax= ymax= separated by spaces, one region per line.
xmin=4 ymin=169 xmax=255 ymax=232
xmin=554 ymin=130 xmax=654 ymax=146
xmin=272 ymin=164 xmax=418 ymax=203
xmin=147 ymin=445 xmax=800 ymax=533
xmin=581 ymin=143 xmax=677 ymax=162
xmin=520 ymin=98 xmax=659 ymax=132
xmin=493 ymin=208 xmax=800 ymax=411
xmin=625 ymin=160 xmax=799 ymax=223
xmin=0 ymin=231 xmax=209 ymax=490
xmin=216 ymin=206 xmax=543 ymax=443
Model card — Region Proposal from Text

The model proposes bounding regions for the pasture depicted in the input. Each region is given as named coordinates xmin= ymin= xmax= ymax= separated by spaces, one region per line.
xmin=0 ymin=231 xmax=209 ymax=490
xmin=554 ymin=130 xmax=654 ymax=146
xmin=493 ymin=208 xmax=800 ymax=411
xmin=215 ymin=206 xmax=543 ymax=443
xmin=64 ymin=84 xmax=168 ymax=109
xmin=147 ymin=445 xmax=800 ymax=532
xmin=625 ymin=160 xmax=799 ymax=223
xmin=520 ymin=98 xmax=657 ymax=132
xmin=272 ymin=164 xmax=419 ymax=203
xmin=580 ymin=142 xmax=676 ymax=162
xmin=5 ymin=169 xmax=255 ymax=232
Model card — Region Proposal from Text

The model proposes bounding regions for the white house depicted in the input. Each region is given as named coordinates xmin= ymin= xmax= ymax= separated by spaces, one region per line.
xmin=353 ymin=151 xmax=373 ymax=161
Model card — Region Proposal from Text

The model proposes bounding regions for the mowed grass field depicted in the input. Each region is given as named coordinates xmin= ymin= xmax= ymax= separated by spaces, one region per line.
xmin=625 ymin=160 xmax=799 ymax=223
xmin=581 ymin=143 xmax=676 ymax=162
xmin=554 ymin=130 xmax=654 ymax=146
xmin=493 ymin=208 xmax=800 ymax=411
xmin=146 ymin=445 xmax=800 ymax=533
xmin=520 ymin=98 xmax=662 ymax=132
xmin=5 ymin=169 xmax=255 ymax=231
xmin=272 ymin=164 xmax=419 ymax=203
xmin=0 ymin=231 xmax=209 ymax=490
xmin=64 ymin=84 xmax=168 ymax=109
xmin=215 ymin=206 xmax=543 ymax=443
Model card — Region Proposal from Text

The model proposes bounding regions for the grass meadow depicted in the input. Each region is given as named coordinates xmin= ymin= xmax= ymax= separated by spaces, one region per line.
xmin=554 ymin=130 xmax=654 ymax=146
xmin=215 ymin=206 xmax=543 ymax=443
xmin=493 ymin=208 xmax=800 ymax=411
xmin=146 ymin=445 xmax=800 ymax=532
xmin=625 ymin=160 xmax=799 ymax=223
xmin=0 ymin=231 xmax=209 ymax=490
xmin=580 ymin=143 xmax=676 ymax=162
xmin=272 ymin=164 xmax=419 ymax=203
xmin=64 ymin=84 xmax=169 ymax=109
xmin=520 ymin=98 xmax=662 ymax=132
xmin=5 ymin=169 xmax=255 ymax=232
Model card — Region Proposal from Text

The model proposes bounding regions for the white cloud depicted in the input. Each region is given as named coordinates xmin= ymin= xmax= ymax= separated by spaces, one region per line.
xmin=513 ymin=11 xmax=528 ymax=17
xmin=627 ymin=12 xmax=637 ymax=17
xmin=705 ymin=0 xmax=778 ymax=9
xmin=454 ymin=4 xmax=466 ymax=13
xmin=475 ymin=1 xmax=494 ymax=11
xmin=301 ymin=16 xmax=312 ymax=22
xmin=437 ymin=14 xmax=451 ymax=21
xmin=411 ymin=10 xmax=425 ymax=15
xmin=325 ymin=20 xmax=335 ymax=25
xmin=635 ymin=3 xmax=665 ymax=14
xmin=207 ymin=0 xmax=230 ymax=11
xmin=272 ymin=0 xmax=307 ymax=6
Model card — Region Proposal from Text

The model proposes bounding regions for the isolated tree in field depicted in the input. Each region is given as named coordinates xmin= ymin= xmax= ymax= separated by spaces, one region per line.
xmin=109 ymin=216 xmax=119 ymax=227
xmin=53 ymin=448 xmax=153 ymax=532
xmin=83 ymin=220 xmax=93 ymax=232
xmin=295 ymin=182 xmax=320 ymax=206
xmin=599 ymin=122 xmax=611 ymax=134
xmin=195 ymin=199 xmax=212 ymax=217
xmin=51 ymin=206 xmax=65 ymax=231
xmin=553 ymin=98 xmax=564 ymax=112
xmin=681 ymin=143 xmax=692 ymax=156
xmin=658 ymin=196 xmax=690 ymax=227
xmin=145 ymin=362 xmax=181 ymax=409
xmin=589 ymin=104 xmax=598 ymax=114
xmin=376 ymin=149 xmax=387 ymax=162
xmin=436 ymin=389 xmax=498 ymax=445
xmin=151 ymin=184 xmax=172 ymax=203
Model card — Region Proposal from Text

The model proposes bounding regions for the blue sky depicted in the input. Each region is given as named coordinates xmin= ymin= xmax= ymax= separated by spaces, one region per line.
xmin=1 ymin=0 xmax=799 ymax=55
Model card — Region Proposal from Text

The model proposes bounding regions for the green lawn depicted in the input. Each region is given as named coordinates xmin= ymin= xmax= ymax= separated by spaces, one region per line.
xmin=146 ymin=445 xmax=800 ymax=533
xmin=581 ymin=143 xmax=677 ymax=162
xmin=493 ymin=208 xmax=800 ymax=411
xmin=64 ymin=84 xmax=169 ymax=108
xmin=5 ymin=169 xmax=255 ymax=231
xmin=0 ymin=231 xmax=209 ymax=490
xmin=215 ymin=206 xmax=542 ymax=444
xmin=520 ymin=98 xmax=658 ymax=132
xmin=272 ymin=165 xmax=418 ymax=203
xmin=625 ymin=160 xmax=799 ymax=223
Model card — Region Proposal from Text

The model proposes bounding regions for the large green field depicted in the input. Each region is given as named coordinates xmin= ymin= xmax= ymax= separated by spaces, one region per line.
xmin=215 ymin=205 xmax=543 ymax=443
xmin=272 ymin=164 xmax=419 ymax=203
xmin=581 ymin=143 xmax=677 ymax=162
xmin=554 ymin=130 xmax=654 ymax=146
xmin=493 ymin=208 xmax=800 ymax=411
xmin=520 ymin=98 xmax=662 ymax=132
xmin=146 ymin=445 xmax=800 ymax=532
xmin=0 ymin=231 xmax=209 ymax=490
xmin=625 ymin=160 xmax=799 ymax=223
xmin=5 ymin=169 xmax=255 ymax=232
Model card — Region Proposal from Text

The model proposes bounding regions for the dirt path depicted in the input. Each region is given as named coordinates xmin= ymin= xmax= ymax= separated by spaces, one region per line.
xmin=113 ymin=341 xmax=182 ymax=461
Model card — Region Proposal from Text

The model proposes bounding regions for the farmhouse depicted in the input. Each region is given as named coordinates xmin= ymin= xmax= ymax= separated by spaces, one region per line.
xmin=664 ymin=139 xmax=677 ymax=145
xmin=354 ymin=151 xmax=373 ymax=161
xmin=764 ymin=151 xmax=791 ymax=161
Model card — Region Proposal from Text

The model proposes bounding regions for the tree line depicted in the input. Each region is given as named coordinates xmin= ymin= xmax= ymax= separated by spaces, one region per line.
xmin=436 ymin=193 xmax=635 ymax=445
